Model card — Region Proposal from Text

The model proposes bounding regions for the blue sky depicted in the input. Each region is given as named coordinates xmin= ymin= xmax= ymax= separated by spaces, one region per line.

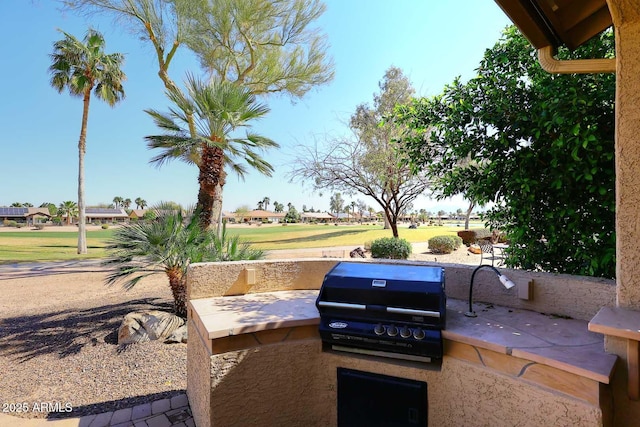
xmin=0 ymin=1 xmax=511 ymax=213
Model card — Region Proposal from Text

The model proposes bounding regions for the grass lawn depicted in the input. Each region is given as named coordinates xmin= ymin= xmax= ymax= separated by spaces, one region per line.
xmin=0 ymin=230 xmax=114 ymax=263
xmin=0 ymin=223 xmax=470 ymax=264
xmin=230 ymin=223 xmax=463 ymax=250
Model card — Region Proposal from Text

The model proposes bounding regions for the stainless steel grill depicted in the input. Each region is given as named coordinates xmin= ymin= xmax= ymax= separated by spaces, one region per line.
xmin=316 ymin=262 xmax=446 ymax=363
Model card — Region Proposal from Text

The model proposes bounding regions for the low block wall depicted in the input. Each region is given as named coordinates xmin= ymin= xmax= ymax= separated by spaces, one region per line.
xmin=187 ymin=259 xmax=616 ymax=321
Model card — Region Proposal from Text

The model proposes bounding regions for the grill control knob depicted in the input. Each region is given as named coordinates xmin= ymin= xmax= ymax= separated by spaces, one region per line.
xmin=374 ymin=324 xmax=385 ymax=336
xmin=400 ymin=326 xmax=412 ymax=338
xmin=387 ymin=325 xmax=398 ymax=337
xmin=413 ymin=328 xmax=425 ymax=340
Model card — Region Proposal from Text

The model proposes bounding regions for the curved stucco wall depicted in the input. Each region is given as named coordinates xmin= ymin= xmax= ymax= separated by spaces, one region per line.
xmin=198 ymin=339 xmax=603 ymax=427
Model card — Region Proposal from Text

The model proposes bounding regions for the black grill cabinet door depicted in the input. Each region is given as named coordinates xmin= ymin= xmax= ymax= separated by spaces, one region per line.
xmin=337 ymin=368 xmax=427 ymax=427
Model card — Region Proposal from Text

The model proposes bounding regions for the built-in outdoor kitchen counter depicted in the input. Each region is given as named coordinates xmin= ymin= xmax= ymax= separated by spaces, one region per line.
xmin=187 ymin=289 xmax=618 ymax=427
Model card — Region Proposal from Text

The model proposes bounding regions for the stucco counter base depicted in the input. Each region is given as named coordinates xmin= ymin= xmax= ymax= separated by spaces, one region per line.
xmin=187 ymin=290 xmax=617 ymax=427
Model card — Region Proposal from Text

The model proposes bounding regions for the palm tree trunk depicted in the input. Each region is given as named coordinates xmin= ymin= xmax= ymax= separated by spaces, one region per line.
xmin=211 ymin=173 xmax=226 ymax=237
xmin=77 ymin=89 xmax=90 ymax=254
xmin=166 ymin=268 xmax=187 ymax=318
xmin=197 ymin=142 xmax=225 ymax=229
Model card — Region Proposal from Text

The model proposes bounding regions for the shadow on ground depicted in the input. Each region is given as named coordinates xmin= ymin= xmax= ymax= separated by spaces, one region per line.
xmin=256 ymin=228 xmax=366 ymax=245
xmin=0 ymin=298 xmax=173 ymax=362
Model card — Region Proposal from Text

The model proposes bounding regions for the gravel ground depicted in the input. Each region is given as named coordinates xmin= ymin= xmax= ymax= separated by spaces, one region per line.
xmin=0 ymin=271 xmax=186 ymax=420
xmin=0 ymin=245 xmax=478 ymax=420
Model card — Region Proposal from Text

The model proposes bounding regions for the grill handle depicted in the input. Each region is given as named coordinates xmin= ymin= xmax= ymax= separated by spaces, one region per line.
xmin=386 ymin=307 xmax=441 ymax=318
xmin=366 ymin=304 xmax=386 ymax=312
xmin=317 ymin=301 xmax=366 ymax=310
xmin=317 ymin=301 xmax=441 ymax=319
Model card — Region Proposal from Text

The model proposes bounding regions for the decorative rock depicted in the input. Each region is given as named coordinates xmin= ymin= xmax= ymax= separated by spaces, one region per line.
xmin=349 ymin=247 xmax=366 ymax=258
xmin=118 ymin=310 xmax=186 ymax=345
xmin=468 ymin=245 xmax=481 ymax=254
xmin=165 ymin=324 xmax=188 ymax=343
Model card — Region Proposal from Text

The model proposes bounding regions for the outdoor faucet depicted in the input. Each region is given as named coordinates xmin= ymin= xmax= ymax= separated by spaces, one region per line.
xmin=465 ymin=264 xmax=515 ymax=318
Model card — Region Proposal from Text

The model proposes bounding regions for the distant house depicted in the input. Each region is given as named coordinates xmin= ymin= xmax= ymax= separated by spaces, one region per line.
xmin=86 ymin=208 xmax=129 ymax=223
xmin=0 ymin=207 xmax=51 ymax=225
xmin=249 ymin=210 xmax=287 ymax=223
xmin=128 ymin=209 xmax=148 ymax=220
xmin=62 ymin=208 xmax=129 ymax=224
xmin=222 ymin=211 xmax=238 ymax=223
xmin=232 ymin=210 xmax=287 ymax=223
xmin=358 ymin=212 xmax=379 ymax=222
xmin=331 ymin=212 xmax=352 ymax=222
xmin=301 ymin=212 xmax=333 ymax=223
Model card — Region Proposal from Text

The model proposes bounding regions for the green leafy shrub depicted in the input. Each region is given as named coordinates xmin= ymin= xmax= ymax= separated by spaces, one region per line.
xmin=428 ymin=235 xmax=463 ymax=254
xmin=370 ymin=237 xmax=412 ymax=259
xmin=34 ymin=224 xmax=45 ymax=230
xmin=3 ymin=220 xmax=17 ymax=227
xmin=101 ymin=224 xmax=109 ymax=229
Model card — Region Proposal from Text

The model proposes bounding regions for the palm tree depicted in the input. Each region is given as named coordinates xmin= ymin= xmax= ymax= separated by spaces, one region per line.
xmin=104 ymin=204 xmax=263 ymax=317
xmin=262 ymin=197 xmax=270 ymax=212
xmin=58 ymin=201 xmax=79 ymax=225
xmin=113 ymin=196 xmax=123 ymax=209
xmin=273 ymin=202 xmax=284 ymax=213
xmin=350 ymin=201 xmax=356 ymax=222
xmin=134 ymin=197 xmax=143 ymax=209
xmin=257 ymin=201 xmax=264 ymax=210
xmin=145 ymin=76 xmax=277 ymax=230
xmin=123 ymin=198 xmax=132 ymax=209
xmin=49 ymin=29 xmax=125 ymax=254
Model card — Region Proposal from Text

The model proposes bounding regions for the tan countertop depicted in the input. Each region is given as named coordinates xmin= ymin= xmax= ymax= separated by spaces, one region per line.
xmin=189 ymin=290 xmax=320 ymax=339
xmin=189 ymin=290 xmax=617 ymax=384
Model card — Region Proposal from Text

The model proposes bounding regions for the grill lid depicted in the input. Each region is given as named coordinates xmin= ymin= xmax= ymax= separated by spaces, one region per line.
xmin=316 ymin=262 xmax=446 ymax=328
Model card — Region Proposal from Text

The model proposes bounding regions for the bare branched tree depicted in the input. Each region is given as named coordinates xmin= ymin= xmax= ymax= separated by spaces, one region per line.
xmin=291 ymin=68 xmax=431 ymax=237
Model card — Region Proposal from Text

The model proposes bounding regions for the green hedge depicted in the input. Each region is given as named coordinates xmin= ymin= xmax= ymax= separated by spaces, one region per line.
xmin=370 ymin=237 xmax=412 ymax=260
xmin=428 ymin=235 xmax=463 ymax=254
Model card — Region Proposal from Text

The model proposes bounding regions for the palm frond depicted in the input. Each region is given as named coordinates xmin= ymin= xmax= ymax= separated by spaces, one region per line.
xmin=146 ymin=135 xmax=201 ymax=167
xmin=244 ymin=133 xmax=280 ymax=149
xmin=49 ymin=28 xmax=126 ymax=105
xmin=144 ymin=109 xmax=184 ymax=133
